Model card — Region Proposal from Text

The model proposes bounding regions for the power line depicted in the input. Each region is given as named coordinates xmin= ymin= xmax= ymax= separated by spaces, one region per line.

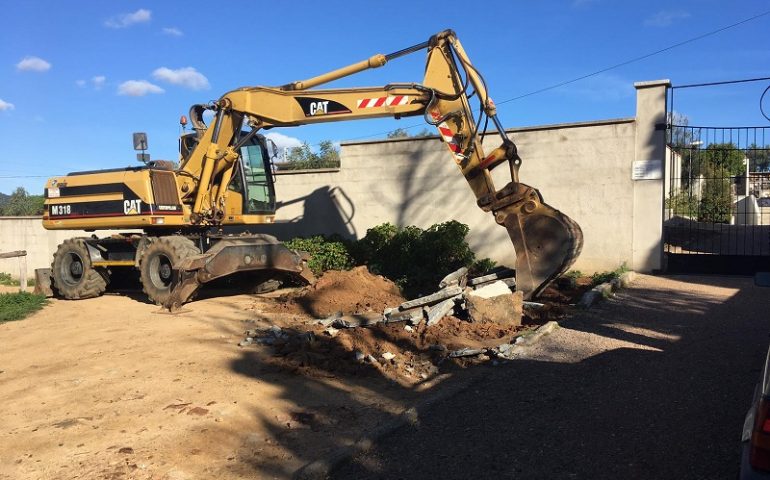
xmin=496 ymin=9 xmax=770 ymax=105
xmin=345 ymin=8 xmax=770 ymax=141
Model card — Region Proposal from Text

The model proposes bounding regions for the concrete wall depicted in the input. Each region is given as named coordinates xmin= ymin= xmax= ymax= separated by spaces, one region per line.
xmin=0 ymin=80 xmax=669 ymax=277
xmin=265 ymin=119 xmax=638 ymax=273
xmin=0 ymin=217 xmax=125 ymax=279
xmin=265 ymin=80 xmax=669 ymax=273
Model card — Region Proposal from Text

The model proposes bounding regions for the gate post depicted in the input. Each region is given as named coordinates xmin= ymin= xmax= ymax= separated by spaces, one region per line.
xmin=633 ymin=79 xmax=670 ymax=272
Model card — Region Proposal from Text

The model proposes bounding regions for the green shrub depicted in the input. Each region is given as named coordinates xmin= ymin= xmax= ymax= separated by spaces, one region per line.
xmin=352 ymin=220 xmax=478 ymax=298
xmin=0 ymin=292 xmax=48 ymax=322
xmin=284 ymin=235 xmax=353 ymax=275
xmin=0 ymin=272 xmax=12 ymax=285
xmin=286 ymin=221 xmax=501 ymax=298
xmin=470 ymin=258 xmax=497 ymax=275
xmin=590 ymin=263 xmax=629 ymax=287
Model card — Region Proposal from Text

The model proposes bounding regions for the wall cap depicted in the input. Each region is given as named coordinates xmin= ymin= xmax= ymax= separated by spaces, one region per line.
xmin=634 ymin=79 xmax=671 ymax=89
xmin=342 ymin=117 xmax=636 ymax=147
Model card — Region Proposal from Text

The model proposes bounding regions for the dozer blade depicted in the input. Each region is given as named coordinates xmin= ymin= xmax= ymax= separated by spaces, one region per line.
xmin=494 ymin=184 xmax=583 ymax=300
xmin=163 ymin=234 xmax=315 ymax=312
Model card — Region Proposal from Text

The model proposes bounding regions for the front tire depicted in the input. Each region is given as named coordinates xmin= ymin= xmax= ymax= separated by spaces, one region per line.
xmin=139 ymin=236 xmax=200 ymax=305
xmin=51 ymin=239 xmax=108 ymax=299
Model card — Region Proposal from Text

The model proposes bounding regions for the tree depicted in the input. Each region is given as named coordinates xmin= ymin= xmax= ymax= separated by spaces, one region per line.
xmin=698 ymin=143 xmax=746 ymax=177
xmin=280 ymin=140 xmax=340 ymax=170
xmin=386 ymin=128 xmax=410 ymax=139
xmin=386 ymin=127 xmax=433 ymax=139
xmin=0 ymin=187 xmax=44 ymax=216
xmin=747 ymin=143 xmax=770 ymax=172
xmin=698 ymin=164 xmax=732 ymax=223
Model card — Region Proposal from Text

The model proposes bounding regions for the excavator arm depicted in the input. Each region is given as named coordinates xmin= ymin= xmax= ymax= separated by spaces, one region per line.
xmin=168 ymin=30 xmax=582 ymax=305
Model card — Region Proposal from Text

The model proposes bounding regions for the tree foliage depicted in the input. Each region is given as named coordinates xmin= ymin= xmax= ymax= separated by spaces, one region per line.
xmin=386 ymin=127 xmax=433 ymax=139
xmin=747 ymin=143 xmax=770 ymax=172
xmin=280 ymin=140 xmax=340 ymax=170
xmin=0 ymin=187 xmax=44 ymax=216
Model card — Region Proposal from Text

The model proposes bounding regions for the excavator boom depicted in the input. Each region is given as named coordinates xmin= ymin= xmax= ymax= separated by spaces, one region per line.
xmin=164 ymin=29 xmax=583 ymax=307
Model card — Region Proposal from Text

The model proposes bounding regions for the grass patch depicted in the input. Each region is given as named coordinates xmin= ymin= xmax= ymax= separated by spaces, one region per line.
xmin=0 ymin=292 xmax=48 ymax=322
xmin=590 ymin=263 xmax=629 ymax=287
xmin=0 ymin=272 xmax=35 ymax=287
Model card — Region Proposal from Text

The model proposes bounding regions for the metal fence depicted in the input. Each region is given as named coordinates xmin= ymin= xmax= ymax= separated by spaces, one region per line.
xmin=664 ymin=124 xmax=770 ymax=273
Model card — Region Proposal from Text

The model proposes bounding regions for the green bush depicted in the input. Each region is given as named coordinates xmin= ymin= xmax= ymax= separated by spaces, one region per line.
xmin=590 ymin=263 xmax=629 ymax=287
xmin=284 ymin=235 xmax=354 ymax=275
xmin=0 ymin=292 xmax=48 ymax=322
xmin=285 ymin=221 xmax=494 ymax=298
xmin=698 ymin=176 xmax=732 ymax=223
xmin=350 ymin=220 xmax=479 ymax=298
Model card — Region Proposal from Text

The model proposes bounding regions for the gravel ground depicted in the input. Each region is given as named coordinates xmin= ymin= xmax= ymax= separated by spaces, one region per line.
xmin=333 ymin=274 xmax=770 ymax=480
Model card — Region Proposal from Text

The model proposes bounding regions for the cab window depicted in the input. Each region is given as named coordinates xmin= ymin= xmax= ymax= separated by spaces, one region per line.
xmin=239 ymin=144 xmax=275 ymax=213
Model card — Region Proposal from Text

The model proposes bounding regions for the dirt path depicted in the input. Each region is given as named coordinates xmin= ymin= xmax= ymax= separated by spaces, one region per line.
xmin=335 ymin=274 xmax=770 ymax=479
xmin=0 ymin=291 xmax=433 ymax=480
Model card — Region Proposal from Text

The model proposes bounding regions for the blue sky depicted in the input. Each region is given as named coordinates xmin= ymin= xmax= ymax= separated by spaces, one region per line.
xmin=1 ymin=0 xmax=769 ymax=194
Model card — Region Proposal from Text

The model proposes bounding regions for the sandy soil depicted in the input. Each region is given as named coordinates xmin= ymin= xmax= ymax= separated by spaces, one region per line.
xmin=0 ymin=292 xmax=426 ymax=480
xmin=0 ymin=268 xmax=588 ymax=479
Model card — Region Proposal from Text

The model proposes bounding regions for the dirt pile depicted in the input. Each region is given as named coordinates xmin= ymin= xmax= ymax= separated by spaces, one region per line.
xmin=267 ymin=266 xmax=405 ymax=317
xmin=246 ymin=267 xmax=590 ymax=385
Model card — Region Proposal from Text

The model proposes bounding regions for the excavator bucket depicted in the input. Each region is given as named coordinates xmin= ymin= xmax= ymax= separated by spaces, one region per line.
xmin=493 ymin=184 xmax=583 ymax=300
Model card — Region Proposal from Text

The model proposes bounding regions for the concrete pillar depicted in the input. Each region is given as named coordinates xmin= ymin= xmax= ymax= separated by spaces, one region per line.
xmin=633 ymin=79 xmax=670 ymax=272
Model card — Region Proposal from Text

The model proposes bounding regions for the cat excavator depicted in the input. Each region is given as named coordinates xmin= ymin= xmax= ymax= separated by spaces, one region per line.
xmin=42 ymin=29 xmax=583 ymax=311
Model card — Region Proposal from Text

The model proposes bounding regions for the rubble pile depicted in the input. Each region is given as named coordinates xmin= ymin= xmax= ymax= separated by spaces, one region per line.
xmin=240 ymin=266 xmax=565 ymax=382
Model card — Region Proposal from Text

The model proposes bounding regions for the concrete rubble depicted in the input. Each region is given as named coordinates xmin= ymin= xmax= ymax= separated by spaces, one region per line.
xmin=237 ymin=267 xmax=563 ymax=366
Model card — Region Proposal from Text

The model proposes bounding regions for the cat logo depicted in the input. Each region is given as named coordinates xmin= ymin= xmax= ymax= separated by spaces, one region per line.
xmin=123 ymin=199 xmax=142 ymax=215
xmin=308 ymin=101 xmax=329 ymax=116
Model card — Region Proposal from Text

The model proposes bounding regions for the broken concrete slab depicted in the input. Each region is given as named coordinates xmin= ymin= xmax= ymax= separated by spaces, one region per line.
xmin=467 ymin=280 xmax=511 ymax=299
xmin=467 ymin=268 xmax=515 ymax=286
xmin=398 ymin=285 xmax=463 ymax=311
xmin=438 ymin=267 xmax=468 ymax=289
xmin=332 ymin=313 xmax=384 ymax=329
xmin=426 ymin=298 xmax=457 ymax=327
xmin=464 ymin=287 xmax=523 ymax=326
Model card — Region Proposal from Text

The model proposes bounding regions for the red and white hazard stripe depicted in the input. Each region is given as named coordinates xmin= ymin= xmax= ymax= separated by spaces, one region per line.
xmin=430 ymin=110 xmax=464 ymax=160
xmin=356 ymin=95 xmax=410 ymax=109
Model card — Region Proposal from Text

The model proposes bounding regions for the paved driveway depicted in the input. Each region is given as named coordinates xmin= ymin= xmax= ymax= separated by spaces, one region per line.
xmin=334 ymin=274 xmax=770 ymax=479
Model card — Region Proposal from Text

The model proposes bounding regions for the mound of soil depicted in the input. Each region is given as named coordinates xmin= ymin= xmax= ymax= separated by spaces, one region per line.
xmin=269 ymin=266 xmax=405 ymax=318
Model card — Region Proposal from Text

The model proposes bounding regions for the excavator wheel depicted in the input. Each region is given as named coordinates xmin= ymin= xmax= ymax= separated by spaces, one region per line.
xmin=139 ymin=236 xmax=201 ymax=305
xmin=51 ymin=238 xmax=109 ymax=300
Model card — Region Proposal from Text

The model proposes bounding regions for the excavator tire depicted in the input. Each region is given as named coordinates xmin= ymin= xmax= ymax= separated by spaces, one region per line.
xmin=51 ymin=238 xmax=108 ymax=300
xmin=139 ymin=236 xmax=200 ymax=305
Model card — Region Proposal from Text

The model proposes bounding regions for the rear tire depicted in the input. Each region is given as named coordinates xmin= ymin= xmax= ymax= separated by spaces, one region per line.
xmin=51 ymin=239 xmax=108 ymax=299
xmin=139 ymin=236 xmax=200 ymax=305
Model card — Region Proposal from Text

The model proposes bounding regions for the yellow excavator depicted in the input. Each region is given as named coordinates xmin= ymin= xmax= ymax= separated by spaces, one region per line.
xmin=42 ymin=29 xmax=583 ymax=310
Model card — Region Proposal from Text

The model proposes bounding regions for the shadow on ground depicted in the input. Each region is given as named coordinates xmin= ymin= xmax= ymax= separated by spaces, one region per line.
xmin=219 ymin=274 xmax=769 ymax=479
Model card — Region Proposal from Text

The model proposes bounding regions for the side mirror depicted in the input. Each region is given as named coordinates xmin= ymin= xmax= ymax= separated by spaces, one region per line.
xmin=266 ymin=138 xmax=280 ymax=161
xmin=133 ymin=132 xmax=148 ymax=151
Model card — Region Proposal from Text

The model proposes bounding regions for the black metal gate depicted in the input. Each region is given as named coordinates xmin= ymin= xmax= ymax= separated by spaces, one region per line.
xmin=665 ymin=121 xmax=770 ymax=273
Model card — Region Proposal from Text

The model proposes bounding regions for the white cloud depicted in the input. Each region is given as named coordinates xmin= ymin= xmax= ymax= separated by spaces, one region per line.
xmin=92 ymin=75 xmax=106 ymax=89
xmin=152 ymin=67 xmax=210 ymax=90
xmin=162 ymin=27 xmax=183 ymax=37
xmin=75 ymin=79 xmax=86 ymax=87
xmin=644 ymin=10 xmax=691 ymax=27
xmin=105 ymin=9 xmax=151 ymax=28
xmin=265 ymin=132 xmax=303 ymax=154
xmin=16 ymin=56 xmax=51 ymax=72
xmin=0 ymin=99 xmax=15 ymax=111
xmin=117 ymin=80 xmax=164 ymax=96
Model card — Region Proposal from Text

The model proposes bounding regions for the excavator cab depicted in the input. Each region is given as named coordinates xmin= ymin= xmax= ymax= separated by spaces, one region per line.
xmin=229 ymin=135 xmax=276 ymax=215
